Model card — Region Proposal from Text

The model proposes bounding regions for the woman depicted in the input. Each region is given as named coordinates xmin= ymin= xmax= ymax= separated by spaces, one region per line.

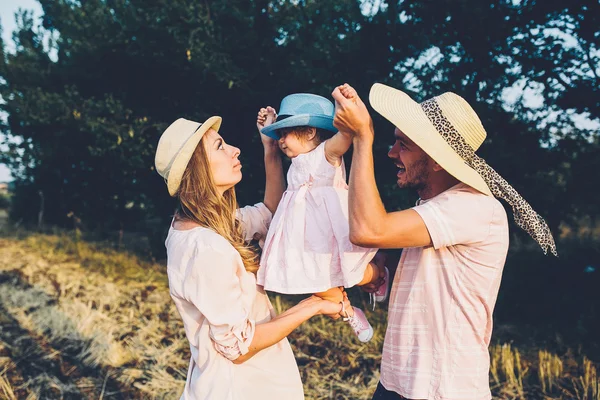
xmin=154 ymin=115 xmax=345 ymax=399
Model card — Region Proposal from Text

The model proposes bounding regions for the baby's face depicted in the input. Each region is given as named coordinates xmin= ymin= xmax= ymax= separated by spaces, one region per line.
xmin=278 ymin=131 xmax=311 ymax=158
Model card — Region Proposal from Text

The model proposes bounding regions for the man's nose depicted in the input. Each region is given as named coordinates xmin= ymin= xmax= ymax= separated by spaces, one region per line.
xmin=388 ymin=143 xmax=398 ymax=159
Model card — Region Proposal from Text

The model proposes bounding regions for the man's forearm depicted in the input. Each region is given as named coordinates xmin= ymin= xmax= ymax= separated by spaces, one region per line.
xmin=348 ymin=135 xmax=388 ymax=244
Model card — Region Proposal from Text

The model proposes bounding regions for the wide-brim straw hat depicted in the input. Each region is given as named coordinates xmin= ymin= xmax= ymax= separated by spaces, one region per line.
xmin=369 ymin=83 xmax=492 ymax=196
xmin=155 ymin=116 xmax=222 ymax=196
xmin=261 ymin=93 xmax=337 ymax=140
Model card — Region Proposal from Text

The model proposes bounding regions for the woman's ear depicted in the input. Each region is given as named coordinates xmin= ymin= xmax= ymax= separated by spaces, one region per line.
xmin=307 ymin=127 xmax=317 ymax=142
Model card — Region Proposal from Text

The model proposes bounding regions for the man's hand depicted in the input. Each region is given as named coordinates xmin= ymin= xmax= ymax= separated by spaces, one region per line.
xmin=331 ymin=83 xmax=374 ymax=140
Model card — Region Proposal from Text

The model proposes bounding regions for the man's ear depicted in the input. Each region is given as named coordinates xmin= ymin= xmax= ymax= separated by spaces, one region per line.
xmin=432 ymin=160 xmax=444 ymax=172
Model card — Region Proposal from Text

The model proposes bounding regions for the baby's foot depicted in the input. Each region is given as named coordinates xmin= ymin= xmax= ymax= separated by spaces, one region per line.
xmin=257 ymin=106 xmax=277 ymax=130
xmin=340 ymin=302 xmax=374 ymax=343
xmin=346 ymin=307 xmax=374 ymax=343
xmin=371 ymin=266 xmax=390 ymax=304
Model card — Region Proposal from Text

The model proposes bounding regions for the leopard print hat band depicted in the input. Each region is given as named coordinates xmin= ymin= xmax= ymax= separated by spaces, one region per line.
xmin=420 ymin=98 xmax=558 ymax=256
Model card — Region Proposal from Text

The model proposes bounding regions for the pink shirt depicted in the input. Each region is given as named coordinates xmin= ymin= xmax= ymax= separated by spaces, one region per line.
xmin=380 ymin=184 xmax=509 ymax=400
xmin=166 ymin=203 xmax=304 ymax=400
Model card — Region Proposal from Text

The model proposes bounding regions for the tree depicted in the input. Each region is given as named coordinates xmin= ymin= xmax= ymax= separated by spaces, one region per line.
xmin=0 ymin=0 xmax=597 ymax=248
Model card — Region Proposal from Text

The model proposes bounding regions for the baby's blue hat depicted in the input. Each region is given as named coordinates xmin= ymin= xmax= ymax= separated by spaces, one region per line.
xmin=261 ymin=93 xmax=337 ymax=140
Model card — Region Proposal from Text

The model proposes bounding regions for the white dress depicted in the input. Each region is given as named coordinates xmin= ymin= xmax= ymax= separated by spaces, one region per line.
xmin=257 ymin=142 xmax=377 ymax=294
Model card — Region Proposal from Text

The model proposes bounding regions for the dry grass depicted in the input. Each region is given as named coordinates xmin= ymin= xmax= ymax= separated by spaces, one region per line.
xmin=0 ymin=231 xmax=598 ymax=399
xmin=539 ymin=349 xmax=564 ymax=393
xmin=490 ymin=343 xmax=527 ymax=398
xmin=0 ymin=359 xmax=18 ymax=400
xmin=573 ymin=357 xmax=600 ymax=400
xmin=0 ymin=233 xmax=184 ymax=398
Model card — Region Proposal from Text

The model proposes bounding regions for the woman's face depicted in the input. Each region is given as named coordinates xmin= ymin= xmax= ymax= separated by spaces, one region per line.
xmin=203 ymin=128 xmax=242 ymax=194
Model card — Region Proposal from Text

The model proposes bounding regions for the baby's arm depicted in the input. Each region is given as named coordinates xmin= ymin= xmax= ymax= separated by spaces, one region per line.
xmin=324 ymin=84 xmax=358 ymax=166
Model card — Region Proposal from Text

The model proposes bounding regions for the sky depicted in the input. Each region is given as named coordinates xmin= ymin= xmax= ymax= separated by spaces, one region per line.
xmin=0 ymin=0 xmax=43 ymax=52
xmin=0 ymin=0 xmax=43 ymax=182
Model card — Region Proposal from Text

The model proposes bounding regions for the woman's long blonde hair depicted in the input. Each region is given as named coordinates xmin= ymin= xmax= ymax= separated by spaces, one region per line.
xmin=176 ymin=137 xmax=260 ymax=274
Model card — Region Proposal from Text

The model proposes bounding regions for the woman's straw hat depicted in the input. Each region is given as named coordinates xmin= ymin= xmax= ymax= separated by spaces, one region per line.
xmin=155 ymin=116 xmax=222 ymax=196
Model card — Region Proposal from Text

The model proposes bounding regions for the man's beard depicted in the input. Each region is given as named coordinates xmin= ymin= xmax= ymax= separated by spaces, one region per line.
xmin=397 ymin=155 xmax=430 ymax=193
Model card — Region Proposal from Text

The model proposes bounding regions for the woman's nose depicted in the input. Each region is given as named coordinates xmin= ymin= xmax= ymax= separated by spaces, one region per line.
xmin=230 ymin=145 xmax=241 ymax=157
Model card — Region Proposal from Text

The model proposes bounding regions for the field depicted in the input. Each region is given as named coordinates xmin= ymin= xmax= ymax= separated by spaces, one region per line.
xmin=0 ymin=227 xmax=598 ymax=399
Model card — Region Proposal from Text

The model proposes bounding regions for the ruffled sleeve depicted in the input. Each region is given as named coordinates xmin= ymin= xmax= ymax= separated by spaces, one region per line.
xmin=236 ymin=202 xmax=272 ymax=243
xmin=183 ymin=244 xmax=255 ymax=361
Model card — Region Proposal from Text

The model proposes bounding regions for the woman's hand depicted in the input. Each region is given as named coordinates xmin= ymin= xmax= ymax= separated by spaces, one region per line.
xmin=257 ymin=106 xmax=279 ymax=154
xmin=305 ymin=293 xmax=350 ymax=320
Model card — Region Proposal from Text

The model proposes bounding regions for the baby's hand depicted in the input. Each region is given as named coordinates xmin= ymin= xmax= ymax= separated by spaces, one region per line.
xmin=332 ymin=83 xmax=372 ymax=137
xmin=256 ymin=106 xmax=278 ymax=131
xmin=339 ymin=83 xmax=358 ymax=104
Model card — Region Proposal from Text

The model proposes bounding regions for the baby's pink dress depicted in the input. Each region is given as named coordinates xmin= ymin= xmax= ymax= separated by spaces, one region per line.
xmin=257 ymin=142 xmax=377 ymax=294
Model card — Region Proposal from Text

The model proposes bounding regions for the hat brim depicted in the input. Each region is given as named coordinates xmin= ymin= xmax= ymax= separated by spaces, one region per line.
xmin=369 ymin=83 xmax=492 ymax=196
xmin=260 ymin=114 xmax=336 ymax=140
xmin=167 ymin=116 xmax=222 ymax=196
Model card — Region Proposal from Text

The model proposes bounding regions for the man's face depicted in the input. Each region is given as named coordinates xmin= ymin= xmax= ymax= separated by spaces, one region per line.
xmin=387 ymin=128 xmax=433 ymax=191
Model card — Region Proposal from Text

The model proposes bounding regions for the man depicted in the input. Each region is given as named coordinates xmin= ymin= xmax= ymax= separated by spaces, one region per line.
xmin=331 ymin=83 xmax=556 ymax=400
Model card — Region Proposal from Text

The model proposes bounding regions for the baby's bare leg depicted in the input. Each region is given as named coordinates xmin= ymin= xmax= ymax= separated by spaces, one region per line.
xmin=315 ymin=287 xmax=354 ymax=318
xmin=357 ymin=260 xmax=387 ymax=288
xmin=358 ymin=252 xmax=387 ymax=291
xmin=315 ymin=287 xmax=344 ymax=303
xmin=357 ymin=261 xmax=380 ymax=286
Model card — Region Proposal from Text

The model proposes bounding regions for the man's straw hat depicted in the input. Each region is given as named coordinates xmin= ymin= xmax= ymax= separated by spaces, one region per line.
xmin=368 ymin=83 xmax=557 ymax=256
xmin=155 ymin=116 xmax=222 ymax=196
xmin=369 ymin=83 xmax=492 ymax=196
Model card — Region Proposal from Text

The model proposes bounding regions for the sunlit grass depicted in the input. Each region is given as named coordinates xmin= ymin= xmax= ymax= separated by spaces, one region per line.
xmin=0 ymin=231 xmax=598 ymax=399
xmin=0 ymin=359 xmax=17 ymax=400
xmin=539 ymin=349 xmax=563 ymax=393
